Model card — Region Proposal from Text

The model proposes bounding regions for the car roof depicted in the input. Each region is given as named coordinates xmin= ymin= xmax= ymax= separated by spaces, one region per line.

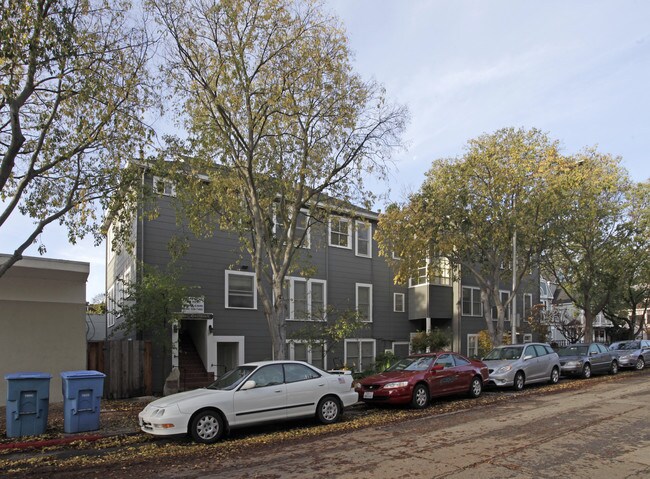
xmin=240 ymin=360 xmax=319 ymax=368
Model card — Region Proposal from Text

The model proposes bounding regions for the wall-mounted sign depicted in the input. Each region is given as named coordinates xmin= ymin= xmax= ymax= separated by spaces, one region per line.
xmin=182 ymin=296 xmax=205 ymax=314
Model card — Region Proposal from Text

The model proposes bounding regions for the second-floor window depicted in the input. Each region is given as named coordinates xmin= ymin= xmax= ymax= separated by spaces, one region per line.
xmin=225 ymin=271 xmax=256 ymax=309
xmin=284 ymin=277 xmax=326 ymax=320
xmin=524 ymin=293 xmax=533 ymax=319
xmin=153 ymin=176 xmax=176 ymax=196
xmin=356 ymin=283 xmax=373 ymax=322
xmin=462 ymin=286 xmax=482 ymax=317
xmin=355 ymin=221 xmax=372 ymax=257
xmin=329 ymin=216 xmax=351 ymax=249
xmin=492 ymin=290 xmax=511 ymax=320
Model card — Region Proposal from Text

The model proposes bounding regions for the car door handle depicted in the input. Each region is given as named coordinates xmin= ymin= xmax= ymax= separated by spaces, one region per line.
xmin=274 ymin=389 xmax=283 ymax=393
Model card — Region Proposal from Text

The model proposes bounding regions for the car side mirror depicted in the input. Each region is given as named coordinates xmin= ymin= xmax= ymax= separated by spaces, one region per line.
xmin=240 ymin=380 xmax=256 ymax=390
xmin=523 ymin=355 xmax=534 ymax=361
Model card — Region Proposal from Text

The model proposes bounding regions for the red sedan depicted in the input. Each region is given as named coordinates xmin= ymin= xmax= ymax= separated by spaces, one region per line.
xmin=355 ymin=352 xmax=489 ymax=408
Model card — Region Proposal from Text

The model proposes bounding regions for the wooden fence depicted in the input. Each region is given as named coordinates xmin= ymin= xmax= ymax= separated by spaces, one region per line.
xmin=87 ymin=340 xmax=153 ymax=399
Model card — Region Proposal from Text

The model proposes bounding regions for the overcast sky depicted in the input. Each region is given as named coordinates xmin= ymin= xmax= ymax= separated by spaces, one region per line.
xmin=2 ymin=0 xmax=649 ymax=300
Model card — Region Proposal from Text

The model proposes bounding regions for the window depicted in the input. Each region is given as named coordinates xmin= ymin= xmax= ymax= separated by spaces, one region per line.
xmin=462 ymin=287 xmax=482 ymax=317
xmin=249 ymin=364 xmax=284 ymax=388
xmin=106 ymin=284 xmax=116 ymax=328
xmin=393 ymin=293 xmax=405 ymax=312
xmin=284 ymin=363 xmax=321 ymax=383
xmin=284 ymin=277 xmax=326 ymax=320
xmin=467 ymin=334 xmax=479 ymax=358
xmin=455 ymin=355 xmax=470 ymax=366
xmin=329 ymin=216 xmax=352 ymax=249
xmin=434 ymin=353 xmax=455 ymax=368
xmin=106 ymin=223 xmax=116 ymax=264
xmin=225 ymin=271 xmax=256 ymax=309
xmin=392 ymin=342 xmax=410 ymax=358
xmin=524 ymin=293 xmax=533 ymax=319
xmin=287 ymin=341 xmax=326 ymax=370
xmin=356 ymin=283 xmax=373 ymax=322
xmin=492 ymin=290 xmax=511 ymax=320
xmin=534 ymin=344 xmax=548 ymax=356
xmin=523 ymin=333 xmax=533 ymax=343
xmin=274 ymin=209 xmax=311 ymax=249
xmin=153 ymin=176 xmax=176 ymax=196
xmin=355 ymin=221 xmax=372 ymax=257
xmin=409 ymin=257 xmax=451 ymax=287
xmin=345 ymin=339 xmax=376 ymax=372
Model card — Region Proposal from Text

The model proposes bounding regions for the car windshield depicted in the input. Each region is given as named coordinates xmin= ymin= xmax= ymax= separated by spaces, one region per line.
xmin=206 ymin=366 xmax=256 ymax=390
xmin=558 ymin=345 xmax=588 ymax=357
xmin=386 ymin=356 xmax=435 ymax=371
xmin=620 ymin=341 xmax=641 ymax=350
xmin=484 ymin=347 xmax=523 ymax=360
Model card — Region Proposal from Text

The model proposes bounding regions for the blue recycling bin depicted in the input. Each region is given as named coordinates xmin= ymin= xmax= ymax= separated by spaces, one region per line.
xmin=5 ymin=372 xmax=52 ymax=438
xmin=60 ymin=370 xmax=106 ymax=433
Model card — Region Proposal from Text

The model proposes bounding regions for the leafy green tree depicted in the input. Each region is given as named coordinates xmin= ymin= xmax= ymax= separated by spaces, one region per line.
xmin=602 ymin=180 xmax=650 ymax=339
xmin=0 ymin=0 xmax=154 ymax=277
xmin=377 ymin=127 xmax=563 ymax=346
xmin=113 ymin=264 xmax=198 ymax=348
xmin=540 ymin=148 xmax=631 ymax=342
xmin=410 ymin=328 xmax=451 ymax=353
xmin=149 ymin=0 xmax=407 ymax=359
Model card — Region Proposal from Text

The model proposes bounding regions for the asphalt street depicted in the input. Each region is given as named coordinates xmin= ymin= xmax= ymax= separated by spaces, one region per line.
xmin=161 ymin=374 xmax=650 ymax=479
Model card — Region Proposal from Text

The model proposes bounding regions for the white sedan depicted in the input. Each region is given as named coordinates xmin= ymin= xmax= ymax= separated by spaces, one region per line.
xmin=138 ymin=360 xmax=358 ymax=443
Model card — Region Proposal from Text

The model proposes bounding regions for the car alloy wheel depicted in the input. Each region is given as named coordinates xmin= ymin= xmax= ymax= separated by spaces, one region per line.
xmin=411 ymin=384 xmax=430 ymax=409
xmin=549 ymin=367 xmax=560 ymax=384
xmin=582 ymin=363 xmax=592 ymax=379
xmin=317 ymin=396 xmax=341 ymax=424
xmin=610 ymin=360 xmax=618 ymax=375
xmin=190 ymin=410 xmax=224 ymax=444
xmin=469 ymin=377 xmax=482 ymax=398
xmin=636 ymin=357 xmax=645 ymax=370
xmin=513 ymin=372 xmax=525 ymax=391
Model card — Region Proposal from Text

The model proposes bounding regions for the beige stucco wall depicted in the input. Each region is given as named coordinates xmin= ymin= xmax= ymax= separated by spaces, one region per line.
xmin=0 ymin=256 xmax=89 ymax=407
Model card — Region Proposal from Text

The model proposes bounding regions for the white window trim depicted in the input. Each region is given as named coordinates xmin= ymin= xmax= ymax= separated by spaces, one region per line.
xmin=393 ymin=292 xmax=405 ymax=313
xmin=355 ymin=221 xmax=372 ymax=258
xmin=344 ymin=338 xmax=376 ymax=373
xmin=153 ymin=175 xmax=176 ymax=196
xmin=492 ymin=289 xmax=511 ymax=320
xmin=225 ymin=270 xmax=257 ymax=310
xmin=523 ymin=333 xmax=533 ymax=343
xmin=106 ymin=223 xmax=116 ymax=264
xmin=467 ymin=334 xmax=479 ymax=358
xmin=273 ymin=208 xmax=311 ymax=249
xmin=328 ymin=216 xmax=352 ymax=249
xmin=523 ymin=293 xmax=533 ymax=316
xmin=462 ymin=286 xmax=482 ymax=317
xmin=107 ymin=284 xmax=116 ymax=328
xmin=356 ymin=283 xmax=373 ymax=322
xmin=287 ymin=340 xmax=328 ymax=369
xmin=285 ymin=277 xmax=327 ymax=321
xmin=391 ymin=341 xmax=410 ymax=356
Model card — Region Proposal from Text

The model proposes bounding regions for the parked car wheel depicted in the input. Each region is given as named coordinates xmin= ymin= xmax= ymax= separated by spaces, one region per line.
xmin=316 ymin=396 xmax=342 ymax=424
xmin=610 ymin=360 xmax=619 ymax=375
xmin=411 ymin=383 xmax=430 ymax=409
xmin=468 ymin=376 xmax=482 ymax=398
xmin=190 ymin=409 xmax=224 ymax=444
xmin=513 ymin=371 xmax=525 ymax=391
xmin=635 ymin=357 xmax=645 ymax=370
xmin=581 ymin=363 xmax=592 ymax=379
xmin=549 ymin=367 xmax=560 ymax=384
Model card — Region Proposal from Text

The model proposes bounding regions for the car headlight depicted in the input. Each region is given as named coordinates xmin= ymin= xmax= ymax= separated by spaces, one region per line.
xmin=620 ymin=354 xmax=632 ymax=360
xmin=565 ymin=361 xmax=582 ymax=368
xmin=151 ymin=407 xmax=166 ymax=417
xmin=495 ymin=365 xmax=512 ymax=374
xmin=384 ymin=381 xmax=409 ymax=389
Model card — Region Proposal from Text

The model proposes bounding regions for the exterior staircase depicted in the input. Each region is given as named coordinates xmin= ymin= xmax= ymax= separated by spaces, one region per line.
xmin=179 ymin=333 xmax=214 ymax=391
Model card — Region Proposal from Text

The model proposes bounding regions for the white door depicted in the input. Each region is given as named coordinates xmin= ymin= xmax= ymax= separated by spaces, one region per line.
xmin=283 ymin=363 xmax=326 ymax=418
xmin=233 ymin=364 xmax=286 ymax=426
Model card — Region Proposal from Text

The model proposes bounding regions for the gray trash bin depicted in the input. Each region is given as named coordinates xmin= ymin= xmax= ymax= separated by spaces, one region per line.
xmin=60 ymin=370 xmax=106 ymax=433
xmin=5 ymin=372 xmax=52 ymax=438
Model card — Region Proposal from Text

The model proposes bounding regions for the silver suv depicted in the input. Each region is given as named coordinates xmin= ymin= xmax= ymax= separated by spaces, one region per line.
xmin=483 ymin=343 xmax=561 ymax=391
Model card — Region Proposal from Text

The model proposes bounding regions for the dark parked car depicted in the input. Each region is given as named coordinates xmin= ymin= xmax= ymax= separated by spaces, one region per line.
xmin=354 ymin=352 xmax=489 ymax=409
xmin=612 ymin=340 xmax=650 ymax=370
xmin=557 ymin=343 xmax=618 ymax=378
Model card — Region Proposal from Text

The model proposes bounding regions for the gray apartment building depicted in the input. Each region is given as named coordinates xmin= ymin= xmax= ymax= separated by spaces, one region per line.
xmin=106 ymin=174 xmax=539 ymax=393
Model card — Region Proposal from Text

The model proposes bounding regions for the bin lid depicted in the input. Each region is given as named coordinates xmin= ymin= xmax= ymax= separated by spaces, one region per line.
xmin=60 ymin=370 xmax=106 ymax=379
xmin=4 ymin=372 xmax=52 ymax=380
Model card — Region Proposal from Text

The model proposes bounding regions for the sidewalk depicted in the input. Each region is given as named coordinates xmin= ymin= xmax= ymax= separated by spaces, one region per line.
xmin=0 ymin=397 xmax=152 ymax=451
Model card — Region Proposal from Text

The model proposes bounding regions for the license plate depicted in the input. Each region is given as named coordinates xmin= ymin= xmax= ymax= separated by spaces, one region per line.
xmin=363 ymin=391 xmax=374 ymax=399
